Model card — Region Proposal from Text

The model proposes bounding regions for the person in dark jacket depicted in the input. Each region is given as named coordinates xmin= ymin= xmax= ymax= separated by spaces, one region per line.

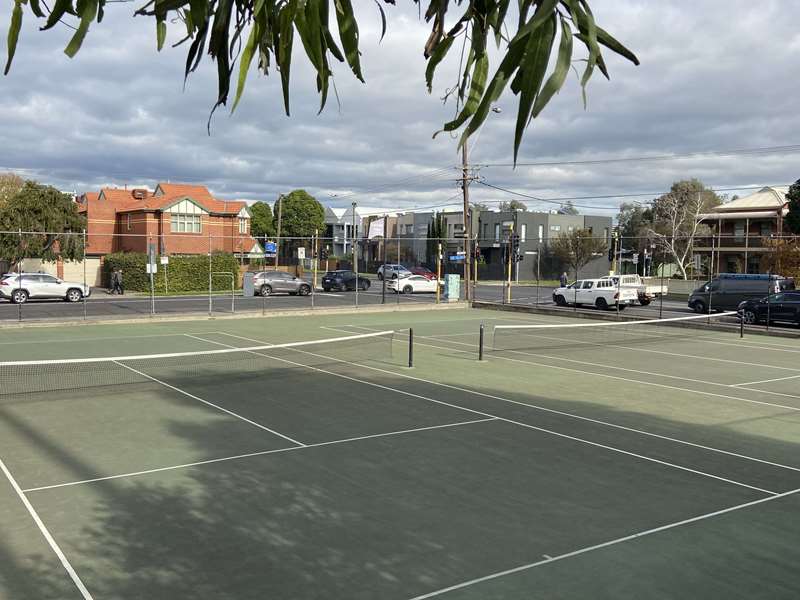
xmin=115 ymin=269 xmax=124 ymax=295
xmin=559 ymin=272 xmax=568 ymax=287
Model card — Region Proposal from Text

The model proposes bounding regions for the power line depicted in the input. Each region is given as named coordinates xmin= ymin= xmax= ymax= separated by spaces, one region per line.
xmin=477 ymin=180 xmax=792 ymax=211
xmin=326 ymin=166 xmax=457 ymax=200
xmin=478 ymin=144 xmax=800 ymax=168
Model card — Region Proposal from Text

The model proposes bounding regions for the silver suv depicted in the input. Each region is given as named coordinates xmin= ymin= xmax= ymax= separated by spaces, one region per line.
xmin=253 ymin=271 xmax=311 ymax=296
xmin=0 ymin=273 xmax=92 ymax=303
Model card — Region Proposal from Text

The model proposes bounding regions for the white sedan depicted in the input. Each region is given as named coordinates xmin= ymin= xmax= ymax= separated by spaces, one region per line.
xmin=387 ymin=275 xmax=440 ymax=294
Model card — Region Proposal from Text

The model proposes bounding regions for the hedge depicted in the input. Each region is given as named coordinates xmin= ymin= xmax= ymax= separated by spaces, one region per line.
xmin=104 ymin=252 xmax=240 ymax=293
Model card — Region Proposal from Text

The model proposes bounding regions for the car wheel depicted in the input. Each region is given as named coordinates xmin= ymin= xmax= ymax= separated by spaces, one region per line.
xmin=11 ymin=289 xmax=28 ymax=304
xmin=391 ymin=273 xmax=398 ymax=279
xmin=617 ymin=304 xmax=627 ymax=311
xmin=377 ymin=273 xmax=383 ymax=281
xmin=742 ymin=309 xmax=757 ymax=324
xmin=361 ymin=280 xmax=370 ymax=291
xmin=639 ymin=298 xmax=651 ymax=306
xmin=692 ymin=300 xmax=707 ymax=314
xmin=402 ymin=285 xmax=413 ymax=294
xmin=554 ymin=295 xmax=566 ymax=306
xmin=338 ymin=283 xmax=347 ymax=292
xmin=298 ymin=285 xmax=310 ymax=296
xmin=260 ymin=284 xmax=272 ymax=297
xmin=595 ymin=297 xmax=608 ymax=310
xmin=65 ymin=288 xmax=83 ymax=302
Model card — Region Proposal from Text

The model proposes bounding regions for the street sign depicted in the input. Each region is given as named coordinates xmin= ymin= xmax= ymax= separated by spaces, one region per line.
xmin=448 ymin=254 xmax=466 ymax=261
xmin=297 ymin=247 xmax=306 ymax=260
xmin=632 ymin=253 xmax=639 ymax=264
xmin=146 ymin=263 xmax=157 ymax=274
xmin=160 ymin=256 xmax=169 ymax=265
xmin=524 ymin=251 xmax=538 ymax=255
xmin=264 ymin=241 xmax=277 ymax=253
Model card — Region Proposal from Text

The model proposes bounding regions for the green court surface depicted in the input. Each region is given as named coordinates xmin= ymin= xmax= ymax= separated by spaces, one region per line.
xmin=1 ymin=307 xmax=799 ymax=599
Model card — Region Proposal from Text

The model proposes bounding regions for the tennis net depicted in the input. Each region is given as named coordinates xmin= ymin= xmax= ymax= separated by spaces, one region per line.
xmin=492 ymin=312 xmax=739 ymax=354
xmin=0 ymin=330 xmax=396 ymax=396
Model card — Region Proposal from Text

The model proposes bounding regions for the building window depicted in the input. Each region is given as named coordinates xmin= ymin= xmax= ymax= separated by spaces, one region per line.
xmin=550 ymin=225 xmax=561 ymax=232
xmin=760 ymin=222 xmax=772 ymax=236
xmin=734 ymin=222 xmax=745 ymax=240
xmin=538 ymin=224 xmax=544 ymax=242
xmin=126 ymin=214 xmax=131 ymax=231
xmin=567 ymin=226 xmax=575 ymax=232
xmin=239 ymin=218 xmax=248 ymax=234
xmin=494 ymin=223 xmax=500 ymax=241
xmin=520 ymin=223 xmax=527 ymax=242
xmin=170 ymin=213 xmax=202 ymax=233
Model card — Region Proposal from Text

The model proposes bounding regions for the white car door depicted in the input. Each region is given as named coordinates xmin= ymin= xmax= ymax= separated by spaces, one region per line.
xmin=38 ymin=274 xmax=65 ymax=298
xmin=577 ymin=280 xmax=595 ymax=304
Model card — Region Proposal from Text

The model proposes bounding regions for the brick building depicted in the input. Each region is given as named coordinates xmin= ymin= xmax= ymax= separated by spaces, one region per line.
xmin=77 ymin=183 xmax=262 ymax=259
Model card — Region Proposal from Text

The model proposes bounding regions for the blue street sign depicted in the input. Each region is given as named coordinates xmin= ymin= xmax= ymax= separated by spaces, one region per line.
xmin=448 ymin=255 xmax=466 ymax=261
xmin=264 ymin=242 xmax=277 ymax=253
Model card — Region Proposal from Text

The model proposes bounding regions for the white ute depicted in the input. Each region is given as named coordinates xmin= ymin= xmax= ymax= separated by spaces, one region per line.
xmin=601 ymin=275 xmax=668 ymax=306
xmin=553 ymin=278 xmax=638 ymax=310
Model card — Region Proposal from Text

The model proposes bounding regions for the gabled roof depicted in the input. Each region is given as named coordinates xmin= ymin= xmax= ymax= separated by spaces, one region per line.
xmin=712 ymin=186 xmax=789 ymax=212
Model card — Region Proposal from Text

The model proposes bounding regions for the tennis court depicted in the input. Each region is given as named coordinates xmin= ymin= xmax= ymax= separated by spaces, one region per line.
xmin=1 ymin=307 xmax=799 ymax=599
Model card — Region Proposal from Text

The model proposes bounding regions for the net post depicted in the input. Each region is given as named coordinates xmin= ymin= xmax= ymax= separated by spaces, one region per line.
xmin=478 ymin=323 xmax=484 ymax=361
xmin=408 ymin=328 xmax=414 ymax=368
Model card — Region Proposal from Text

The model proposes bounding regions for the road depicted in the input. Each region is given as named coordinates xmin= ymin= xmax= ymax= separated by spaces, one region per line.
xmin=0 ymin=281 xmax=439 ymax=322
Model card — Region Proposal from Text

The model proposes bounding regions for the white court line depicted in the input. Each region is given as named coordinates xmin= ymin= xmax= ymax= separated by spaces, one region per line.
xmin=0 ymin=331 xmax=222 ymax=346
xmin=494 ymin=327 xmax=800 ymax=373
xmin=733 ymin=374 xmax=800 ymax=387
xmin=343 ymin=325 xmax=800 ymax=412
xmin=114 ymin=355 xmax=305 ymax=447
xmin=0 ymin=457 xmax=94 ymax=599
xmin=215 ymin=332 xmax=778 ymax=494
xmin=407 ymin=486 xmax=800 ymax=600
xmin=24 ymin=418 xmax=497 ymax=493
xmin=321 ymin=325 xmax=800 ymax=474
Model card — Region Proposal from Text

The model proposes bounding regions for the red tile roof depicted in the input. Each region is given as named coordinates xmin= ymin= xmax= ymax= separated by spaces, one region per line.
xmin=82 ymin=183 xmax=246 ymax=216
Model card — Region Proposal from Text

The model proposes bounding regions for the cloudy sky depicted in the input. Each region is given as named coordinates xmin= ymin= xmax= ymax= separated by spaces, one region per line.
xmin=1 ymin=1 xmax=798 ymax=215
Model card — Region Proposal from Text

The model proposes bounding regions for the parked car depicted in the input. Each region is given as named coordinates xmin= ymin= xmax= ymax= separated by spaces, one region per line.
xmin=0 ymin=272 xmax=92 ymax=303
xmin=377 ymin=264 xmax=411 ymax=280
xmin=253 ymin=271 xmax=311 ymax=296
xmin=600 ymin=274 xmax=668 ymax=306
xmin=738 ymin=292 xmax=800 ymax=325
xmin=322 ymin=270 xmax=371 ymax=291
xmin=552 ymin=278 xmax=638 ymax=310
xmin=409 ymin=266 xmax=437 ymax=280
xmin=388 ymin=274 xmax=441 ymax=294
xmin=689 ymin=273 xmax=795 ymax=313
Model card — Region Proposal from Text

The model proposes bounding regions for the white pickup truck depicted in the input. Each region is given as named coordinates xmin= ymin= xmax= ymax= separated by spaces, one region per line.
xmin=600 ymin=275 xmax=669 ymax=306
xmin=553 ymin=278 xmax=639 ymax=310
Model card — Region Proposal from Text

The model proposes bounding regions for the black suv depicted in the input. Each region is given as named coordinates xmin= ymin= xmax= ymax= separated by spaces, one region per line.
xmin=738 ymin=292 xmax=800 ymax=325
xmin=321 ymin=270 xmax=371 ymax=292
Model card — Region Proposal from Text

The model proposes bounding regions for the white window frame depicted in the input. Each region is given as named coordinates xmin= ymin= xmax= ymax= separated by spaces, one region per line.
xmin=170 ymin=213 xmax=202 ymax=233
xmin=239 ymin=217 xmax=248 ymax=234
xmin=494 ymin=223 xmax=500 ymax=241
xmin=126 ymin=214 xmax=132 ymax=231
xmin=520 ymin=223 xmax=527 ymax=242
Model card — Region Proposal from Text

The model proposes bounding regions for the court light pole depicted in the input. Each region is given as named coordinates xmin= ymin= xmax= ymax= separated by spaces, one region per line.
xmin=352 ymin=201 xmax=358 ymax=308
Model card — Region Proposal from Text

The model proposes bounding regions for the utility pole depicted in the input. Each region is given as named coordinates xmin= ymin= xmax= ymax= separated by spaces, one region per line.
xmin=462 ymin=143 xmax=471 ymax=302
xmin=352 ymin=201 xmax=358 ymax=307
xmin=274 ymin=194 xmax=283 ymax=269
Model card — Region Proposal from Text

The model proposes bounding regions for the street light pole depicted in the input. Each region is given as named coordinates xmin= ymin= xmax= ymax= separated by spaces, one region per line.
xmin=462 ymin=143 xmax=471 ymax=302
xmin=274 ymin=194 xmax=283 ymax=269
xmin=352 ymin=201 xmax=358 ymax=308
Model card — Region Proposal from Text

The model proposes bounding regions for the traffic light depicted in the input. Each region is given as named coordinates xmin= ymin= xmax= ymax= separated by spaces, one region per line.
xmin=511 ymin=234 xmax=520 ymax=254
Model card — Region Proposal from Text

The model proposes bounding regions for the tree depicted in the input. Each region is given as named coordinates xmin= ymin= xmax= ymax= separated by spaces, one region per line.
xmin=0 ymin=173 xmax=24 ymax=207
xmin=648 ymin=179 xmax=721 ymax=280
xmin=426 ymin=212 xmax=446 ymax=268
xmin=0 ymin=181 xmax=86 ymax=263
xmin=5 ymin=2 xmax=638 ymax=161
xmin=471 ymin=202 xmax=489 ymax=212
xmin=783 ymin=180 xmax=800 ymax=235
xmin=274 ymin=190 xmax=325 ymax=238
xmin=550 ymin=229 xmax=607 ymax=278
xmin=558 ymin=201 xmax=579 ymax=215
xmin=248 ymin=201 xmax=275 ymax=239
xmin=617 ymin=201 xmax=653 ymax=253
xmin=499 ymin=200 xmax=527 ymax=212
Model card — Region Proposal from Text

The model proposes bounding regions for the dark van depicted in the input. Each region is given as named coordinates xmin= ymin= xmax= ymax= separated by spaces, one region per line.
xmin=688 ymin=273 xmax=795 ymax=313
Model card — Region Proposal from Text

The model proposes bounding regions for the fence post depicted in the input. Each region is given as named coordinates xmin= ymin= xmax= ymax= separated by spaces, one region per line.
xmin=408 ymin=328 xmax=414 ymax=368
xmin=478 ymin=324 xmax=484 ymax=361
xmin=82 ymin=229 xmax=87 ymax=321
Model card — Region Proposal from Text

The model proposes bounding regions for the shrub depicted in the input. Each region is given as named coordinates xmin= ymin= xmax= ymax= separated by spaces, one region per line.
xmin=104 ymin=252 xmax=240 ymax=292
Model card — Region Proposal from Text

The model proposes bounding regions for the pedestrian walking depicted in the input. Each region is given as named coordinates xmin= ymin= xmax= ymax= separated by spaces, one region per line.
xmin=559 ymin=272 xmax=568 ymax=287
xmin=109 ymin=268 xmax=119 ymax=294
xmin=116 ymin=268 xmax=124 ymax=295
